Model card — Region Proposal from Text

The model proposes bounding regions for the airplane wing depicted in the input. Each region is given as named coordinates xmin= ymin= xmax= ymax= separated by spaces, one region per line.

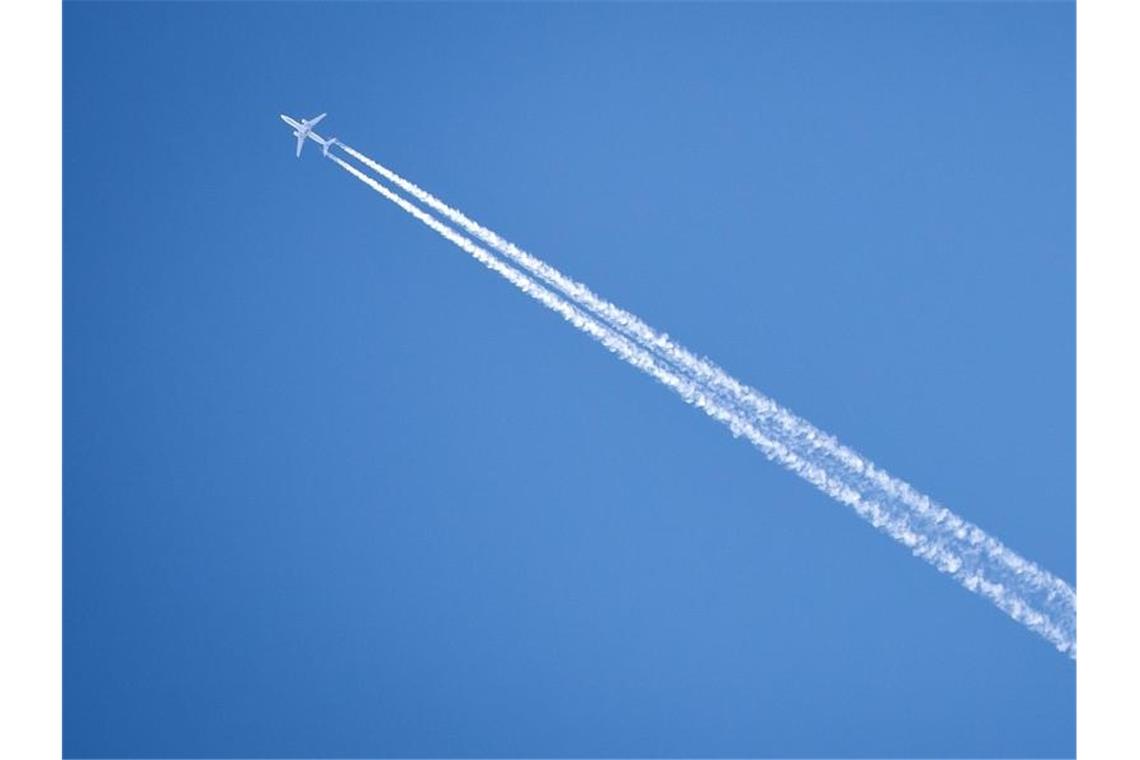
xmin=295 ymin=132 xmax=306 ymax=157
xmin=308 ymin=113 xmax=327 ymax=127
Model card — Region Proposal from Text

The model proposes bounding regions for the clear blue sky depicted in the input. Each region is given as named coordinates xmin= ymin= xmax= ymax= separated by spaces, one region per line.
xmin=64 ymin=2 xmax=1074 ymax=757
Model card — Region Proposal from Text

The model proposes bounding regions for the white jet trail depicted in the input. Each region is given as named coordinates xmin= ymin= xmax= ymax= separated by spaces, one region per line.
xmin=339 ymin=144 xmax=1063 ymax=574
xmin=328 ymin=149 xmax=1076 ymax=657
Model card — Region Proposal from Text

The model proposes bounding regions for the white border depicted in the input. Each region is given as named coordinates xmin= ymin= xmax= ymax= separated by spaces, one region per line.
xmin=0 ymin=0 xmax=61 ymax=758
xmin=1077 ymin=0 xmax=1140 ymax=757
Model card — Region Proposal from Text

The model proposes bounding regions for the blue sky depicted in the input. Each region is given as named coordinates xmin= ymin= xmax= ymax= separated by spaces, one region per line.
xmin=64 ymin=2 xmax=1074 ymax=757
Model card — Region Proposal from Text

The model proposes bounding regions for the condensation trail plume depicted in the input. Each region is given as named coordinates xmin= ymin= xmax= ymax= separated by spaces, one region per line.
xmin=329 ymin=149 xmax=1075 ymax=657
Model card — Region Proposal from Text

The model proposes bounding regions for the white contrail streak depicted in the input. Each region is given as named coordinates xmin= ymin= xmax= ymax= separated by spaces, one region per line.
xmin=328 ymin=149 xmax=1076 ymax=657
xmin=337 ymin=144 xmax=1071 ymax=603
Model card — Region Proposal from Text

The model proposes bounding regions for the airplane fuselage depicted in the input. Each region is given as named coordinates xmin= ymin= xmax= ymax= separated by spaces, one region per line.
xmin=280 ymin=112 xmax=333 ymax=158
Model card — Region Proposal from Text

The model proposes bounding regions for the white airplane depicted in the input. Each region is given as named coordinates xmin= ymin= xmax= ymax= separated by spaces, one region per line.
xmin=279 ymin=112 xmax=337 ymax=158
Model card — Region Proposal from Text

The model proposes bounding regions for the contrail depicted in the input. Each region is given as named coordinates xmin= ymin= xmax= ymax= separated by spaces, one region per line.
xmin=328 ymin=149 xmax=1076 ymax=657
xmin=338 ymin=144 xmax=1062 ymax=587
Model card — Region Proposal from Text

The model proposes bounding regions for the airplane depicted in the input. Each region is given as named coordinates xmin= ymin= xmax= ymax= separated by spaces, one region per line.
xmin=279 ymin=112 xmax=337 ymax=158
